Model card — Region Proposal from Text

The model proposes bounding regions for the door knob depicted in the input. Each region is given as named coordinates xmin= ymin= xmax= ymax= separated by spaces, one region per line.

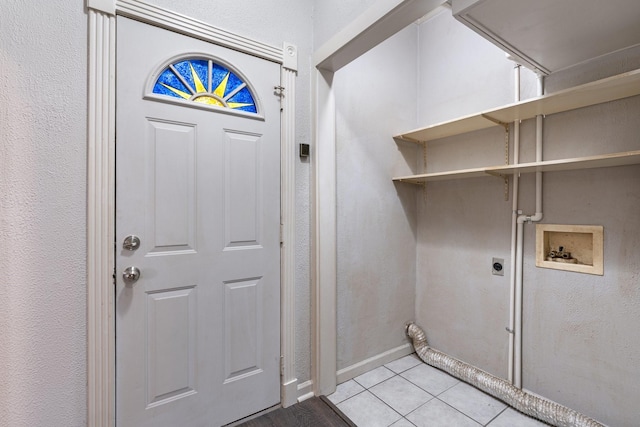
xmin=123 ymin=266 xmax=141 ymax=283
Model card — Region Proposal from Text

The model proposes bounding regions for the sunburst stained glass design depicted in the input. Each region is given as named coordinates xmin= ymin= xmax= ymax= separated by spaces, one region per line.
xmin=152 ymin=59 xmax=257 ymax=113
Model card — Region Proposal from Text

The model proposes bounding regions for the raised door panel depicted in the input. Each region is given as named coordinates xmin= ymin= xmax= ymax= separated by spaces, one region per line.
xmin=146 ymin=119 xmax=197 ymax=254
xmin=223 ymin=278 xmax=263 ymax=382
xmin=224 ymin=130 xmax=263 ymax=249
xmin=146 ymin=287 xmax=197 ymax=407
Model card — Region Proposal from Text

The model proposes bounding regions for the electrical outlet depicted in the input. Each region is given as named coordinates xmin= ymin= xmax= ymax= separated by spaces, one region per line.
xmin=492 ymin=258 xmax=504 ymax=276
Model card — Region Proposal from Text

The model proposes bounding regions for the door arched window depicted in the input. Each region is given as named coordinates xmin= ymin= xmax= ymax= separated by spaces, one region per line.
xmin=147 ymin=55 xmax=260 ymax=116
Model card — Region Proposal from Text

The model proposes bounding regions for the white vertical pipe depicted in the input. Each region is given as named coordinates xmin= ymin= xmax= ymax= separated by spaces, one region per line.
xmin=514 ymin=74 xmax=544 ymax=389
xmin=535 ymin=76 xmax=544 ymax=212
xmin=514 ymin=219 xmax=524 ymax=388
xmin=507 ymin=65 xmax=521 ymax=384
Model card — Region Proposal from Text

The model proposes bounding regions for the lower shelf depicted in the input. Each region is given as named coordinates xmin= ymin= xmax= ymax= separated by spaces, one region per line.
xmin=393 ymin=150 xmax=640 ymax=185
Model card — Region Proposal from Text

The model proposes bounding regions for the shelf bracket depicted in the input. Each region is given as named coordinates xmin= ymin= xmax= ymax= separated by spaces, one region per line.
xmin=394 ymin=178 xmax=426 ymax=186
xmin=503 ymin=176 xmax=510 ymax=201
xmin=479 ymin=117 xmax=510 ymax=202
xmin=421 ymin=141 xmax=427 ymax=200
xmin=486 ymin=170 xmax=506 ymax=178
xmin=502 ymin=123 xmax=510 ymax=202
xmin=481 ymin=114 xmax=509 ymax=128
xmin=395 ymin=135 xmax=423 ymax=144
xmin=421 ymin=141 xmax=427 ymax=170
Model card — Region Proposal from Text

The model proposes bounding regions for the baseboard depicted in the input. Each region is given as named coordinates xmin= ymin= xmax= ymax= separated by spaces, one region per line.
xmin=297 ymin=380 xmax=314 ymax=402
xmin=296 ymin=343 xmax=414 ymax=402
xmin=282 ymin=378 xmax=298 ymax=408
xmin=336 ymin=343 xmax=413 ymax=384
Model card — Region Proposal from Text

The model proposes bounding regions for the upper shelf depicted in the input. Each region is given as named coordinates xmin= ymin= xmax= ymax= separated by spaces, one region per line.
xmin=393 ymin=150 xmax=640 ymax=184
xmin=395 ymin=68 xmax=640 ymax=143
xmin=487 ymin=150 xmax=640 ymax=176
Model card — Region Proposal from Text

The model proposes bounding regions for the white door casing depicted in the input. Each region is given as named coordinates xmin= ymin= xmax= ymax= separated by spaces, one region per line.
xmin=87 ymin=2 xmax=298 ymax=425
xmin=116 ymin=16 xmax=280 ymax=426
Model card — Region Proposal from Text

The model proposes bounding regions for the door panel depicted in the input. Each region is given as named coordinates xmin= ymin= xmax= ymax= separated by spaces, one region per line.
xmin=225 ymin=130 xmax=263 ymax=248
xmin=147 ymin=119 xmax=197 ymax=252
xmin=146 ymin=286 xmax=197 ymax=406
xmin=116 ymin=16 xmax=281 ymax=427
xmin=224 ymin=278 xmax=263 ymax=381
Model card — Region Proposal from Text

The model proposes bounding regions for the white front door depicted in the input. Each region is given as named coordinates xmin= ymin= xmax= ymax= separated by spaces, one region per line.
xmin=115 ymin=17 xmax=281 ymax=427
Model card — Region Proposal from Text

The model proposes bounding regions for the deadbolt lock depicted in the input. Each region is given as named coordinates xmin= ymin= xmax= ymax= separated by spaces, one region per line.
xmin=123 ymin=235 xmax=141 ymax=251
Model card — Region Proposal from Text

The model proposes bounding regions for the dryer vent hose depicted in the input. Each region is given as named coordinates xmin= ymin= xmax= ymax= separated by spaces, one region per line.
xmin=406 ymin=322 xmax=605 ymax=427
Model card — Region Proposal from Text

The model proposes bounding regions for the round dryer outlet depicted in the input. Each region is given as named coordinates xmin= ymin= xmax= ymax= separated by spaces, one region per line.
xmin=492 ymin=258 xmax=504 ymax=276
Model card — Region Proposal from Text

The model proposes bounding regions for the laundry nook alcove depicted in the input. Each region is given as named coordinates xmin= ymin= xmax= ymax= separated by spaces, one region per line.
xmin=536 ymin=224 xmax=604 ymax=275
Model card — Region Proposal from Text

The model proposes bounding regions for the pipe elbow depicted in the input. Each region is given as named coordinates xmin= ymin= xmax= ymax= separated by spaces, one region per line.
xmin=530 ymin=212 xmax=543 ymax=222
xmin=517 ymin=213 xmax=543 ymax=224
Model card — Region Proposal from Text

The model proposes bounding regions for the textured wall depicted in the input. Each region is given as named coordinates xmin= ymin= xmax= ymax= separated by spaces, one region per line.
xmin=334 ymin=26 xmax=419 ymax=370
xmin=521 ymin=52 xmax=640 ymax=427
xmin=0 ymin=1 xmax=88 ymax=426
xmin=414 ymin=9 xmax=640 ymax=427
xmin=313 ymin=0 xmax=380 ymax=48
xmin=417 ymin=9 xmax=515 ymax=125
xmin=415 ymin=8 xmax=516 ymax=379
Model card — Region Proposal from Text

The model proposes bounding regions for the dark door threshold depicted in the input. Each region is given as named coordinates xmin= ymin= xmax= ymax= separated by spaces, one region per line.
xmin=233 ymin=396 xmax=357 ymax=427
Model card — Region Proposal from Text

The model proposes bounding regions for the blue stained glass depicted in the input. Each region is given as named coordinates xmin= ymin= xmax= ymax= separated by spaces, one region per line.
xmin=151 ymin=57 xmax=257 ymax=114
xmin=153 ymin=69 xmax=189 ymax=98
xmin=211 ymin=63 xmax=231 ymax=93
xmin=228 ymin=87 xmax=257 ymax=113
xmin=172 ymin=60 xmax=197 ymax=92
xmin=189 ymin=59 xmax=209 ymax=91
xmin=226 ymin=72 xmax=245 ymax=97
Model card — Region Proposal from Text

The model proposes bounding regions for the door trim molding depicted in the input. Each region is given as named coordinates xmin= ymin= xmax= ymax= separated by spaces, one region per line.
xmin=311 ymin=0 xmax=445 ymax=396
xmin=86 ymin=2 xmax=298 ymax=425
xmin=115 ymin=0 xmax=284 ymax=65
xmin=311 ymin=68 xmax=337 ymax=396
xmin=279 ymin=65 xmax=298 ymax=407
xmin=87 ymin=8 xmax=116 ymax=425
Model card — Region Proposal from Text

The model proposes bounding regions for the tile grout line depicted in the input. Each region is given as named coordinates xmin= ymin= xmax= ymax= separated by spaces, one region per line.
xmin=372 ymin=372 xmax=434 ymax=425
xmin=350 ymin=367 xmax=424 ymax=427
xmin=358 ymin=372 xmax=411 ymax=426
xmin=335 ymin=355 xmax=545 ymax=427
xmin=344 ymin=358 xmax=440 ymax=427
xmin=363 ymin=365 xmax=431 ymax=427
xmin=394 ymin=362 xmax=501 ymax=425
xmin=433 ymin=396 xmax=486 ymax=426
xmin=483 ymin=406 xmax=509 ymax=426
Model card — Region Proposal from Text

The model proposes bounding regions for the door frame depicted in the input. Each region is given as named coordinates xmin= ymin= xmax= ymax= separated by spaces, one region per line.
xmin=310 ymin=0 xmax=446 ymax=396
xmin=86 ymin=1 xmax=298 ymax=425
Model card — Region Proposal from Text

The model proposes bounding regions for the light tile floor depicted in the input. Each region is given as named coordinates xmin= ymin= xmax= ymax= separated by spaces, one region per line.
xmin=327 ymin=354 xmax=549 ymax=427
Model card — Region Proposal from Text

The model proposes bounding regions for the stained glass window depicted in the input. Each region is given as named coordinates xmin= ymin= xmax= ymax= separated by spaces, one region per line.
xmin=152 ymin=58 xmax=257 ymax=113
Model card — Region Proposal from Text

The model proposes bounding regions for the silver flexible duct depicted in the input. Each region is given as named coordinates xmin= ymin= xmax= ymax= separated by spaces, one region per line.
xmin=406 ymin=323 xmax=606 ymax=427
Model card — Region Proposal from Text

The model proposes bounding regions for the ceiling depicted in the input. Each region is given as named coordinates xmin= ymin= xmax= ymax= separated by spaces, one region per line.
xmin=452 ymin=0 xmax=640 ymax=74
